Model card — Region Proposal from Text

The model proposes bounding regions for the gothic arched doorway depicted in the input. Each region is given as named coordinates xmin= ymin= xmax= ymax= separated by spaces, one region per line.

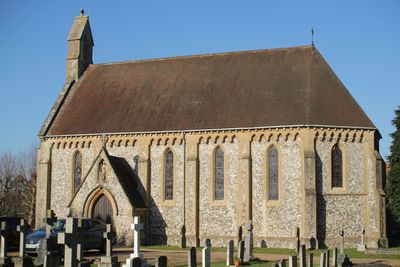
xmin=92 ymin=194 xmax=113 ymax=223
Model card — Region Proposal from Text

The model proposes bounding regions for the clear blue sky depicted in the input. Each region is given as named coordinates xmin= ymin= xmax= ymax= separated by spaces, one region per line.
xmin=0 ymin=1 xmax=399 ymax=158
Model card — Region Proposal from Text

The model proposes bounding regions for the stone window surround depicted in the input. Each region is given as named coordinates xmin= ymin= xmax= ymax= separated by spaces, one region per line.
xmin=71 ymin=149 xmax=83 ymax=200
xmin=263 ymin=142 xmax=283 ymax=207
xmin=208 ymin=145 xmax=229 ymax=206
xmin=160 ymin=146 xmax=178 ymax=206
xmin=327 ymin=141 xmax=349 ymax=194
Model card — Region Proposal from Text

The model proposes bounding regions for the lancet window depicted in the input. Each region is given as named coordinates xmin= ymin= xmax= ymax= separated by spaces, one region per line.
xmin=164 ymin=150 xmax=174 ymax=200
xmin=73 ymin=151 xmax=82 ymax=194
xmin=332 ymin=144 xmax=343 ymax=187
xmin=268 ymin=145 xmax=279 ymax=200
xmin=214 ymin=147 xmax=224 ymax=200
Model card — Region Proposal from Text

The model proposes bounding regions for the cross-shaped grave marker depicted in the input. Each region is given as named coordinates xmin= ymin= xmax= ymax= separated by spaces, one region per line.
xmin=131 ymin=216 xmax=143 ymax=259
xmin=16 ymin=219 xmax=27 ymax=258
xmin=58 ymin=217 xmax=79 ymax=267
xmin=0 ymin=221 xmax=12 ymax=266
xmin=43 ymin=210 xmax=57 ymax=239
xmin=99 ymin=223 xmax=118 ymax=267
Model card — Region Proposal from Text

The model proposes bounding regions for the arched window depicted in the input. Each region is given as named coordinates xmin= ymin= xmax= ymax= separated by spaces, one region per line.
xmin=164 ymin=150 xmax=174 ymax=200
xmin=268 ymin=145 xmax=279 ymax=201
xmin=133 ymin=155 xmax=139 ymax=175
xmin=214 ymin=147 xmax=224 ymax=200
xmin=73 ymin=151 xmax=82 ymax=194
xmin=331 ymin=144 xmax=343 ymax=187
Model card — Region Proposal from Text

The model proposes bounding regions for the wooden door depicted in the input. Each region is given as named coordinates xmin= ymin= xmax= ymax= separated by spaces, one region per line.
xmin=92 ymin=194 xmax=113 ymax=223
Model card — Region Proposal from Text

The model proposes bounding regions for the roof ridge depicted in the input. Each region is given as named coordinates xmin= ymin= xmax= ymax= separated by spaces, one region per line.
xmin=94 ymin=45 xmax=313 ymax=66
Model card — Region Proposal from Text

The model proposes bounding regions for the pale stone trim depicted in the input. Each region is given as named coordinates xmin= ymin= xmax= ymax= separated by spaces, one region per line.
xmin=83 ymin=186 xmax=119 ymax=218
xmin=263 ymin=142 xmax=284 ymax=207
xmin=70 ymin=149 xmax=84 ymax=200
xmin=160 ymin=146 xmax=178 ymax=206
xmin=327 ymin=141 xmax=349 ymax=194
xmin=209 ymin=145 xmax=228 ymax=206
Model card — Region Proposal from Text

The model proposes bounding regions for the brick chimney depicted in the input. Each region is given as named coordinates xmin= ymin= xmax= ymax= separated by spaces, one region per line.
xmin=66 ymin=9 xmax=94 ymax=82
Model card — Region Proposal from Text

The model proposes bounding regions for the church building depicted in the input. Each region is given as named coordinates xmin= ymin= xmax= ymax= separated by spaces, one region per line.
xmin=36 ymin=11 xmax=388 ymax=249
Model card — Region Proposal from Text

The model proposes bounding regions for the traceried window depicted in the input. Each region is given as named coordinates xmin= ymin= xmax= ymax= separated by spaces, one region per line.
xmin=133 ymin=155 xmax=139 ymax=175
xmin=73 ymin=151 xmax=82 ymax=194
xmin=164 ymin=150 xmax=174 ymax=200
xmin=268 ymin=145 xmax=279 ymax=201
xmin=214 ymin=147 xmax=224 ymax=200
xmin=331 ymin=144 xmax=343 ymax=188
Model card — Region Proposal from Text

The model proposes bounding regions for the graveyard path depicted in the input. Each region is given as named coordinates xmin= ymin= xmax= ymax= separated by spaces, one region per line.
xmin=86 ymin=248 xmax=400 ymax=267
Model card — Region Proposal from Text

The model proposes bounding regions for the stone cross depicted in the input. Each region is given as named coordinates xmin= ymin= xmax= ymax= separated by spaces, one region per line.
xmin=296 ymin=227 xmax=300 ymax=253
xmin=226 ymin=240 xmax=234 ymax=266
xmin=299 ymin=244 xmax=306 ymax=267
xmin=104 ymin=224 xmax=114 ymax=257
xmin=238 ymin=240 xmax=245 ymax=263
xmin=279 ymin=258 xmax=286 ymax=267
xmin=131 ymin=216 xmax=143 ymax=259
xmin=332 ymin=248 xmax=337 ymax=267
xmin=308 ymin=253 xmax=313 ymax=267
xmin=180 ymin=225 xmax=186 ymax=249
xmin=58 ymin=217 xmax=79 ymax=267
xmin=16 ymin=219 xmax=27 ymax=258
xmin=357 ymin=227 xmax=366 ymax=252
xmin=243 ymin=220 xmax=254 ymax=262
xmin=202 ymin=246 xmax=210 ymax=267
xmin=339 ymin=226 xmax=344 ymax=255
xmin=188 ymin=247 xmax=196 ymax=267
xmin=237 ymin=226 xmax=243 ymax=247
xmin=325 ymin=250 xmax=330 ymax=267
xmin=44 ymin=210 xmax=57 ymax=239
xmin=289 ymin=255 xmax=297 ymax=267
xmin=155 ymin=256 xmax=167 ymax=267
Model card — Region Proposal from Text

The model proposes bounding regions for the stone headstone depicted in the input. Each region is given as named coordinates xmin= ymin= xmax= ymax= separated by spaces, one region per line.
xmin=12 ymin=219 xmax=33 ymax=267
xmin=357 ymin=226 xmax=366 ymax=252
xmin=99 ymin=224 xmax=118 ymax=267
xmin=325 ymin=250 xmax=330 ymax=267
xmin=180 ymin=225 xmax=186 ymax=249
xmin=238 ymin=240 xmax=245 ymax=263
xmin=261 ymin=240 xmax=267 ymax=248
xmin=308 ymin=253 xmax=313 ymax=267
xmin=299 ymin=244 xmax=306 ymax=267
xmin=296 ymin=227 xmax=300 ymax=253
xmin=337 ymin=254 xmax=352 ymax=267
xmin=202 ymin=246 xmax=210 ymax=267
xmin=155 ymin=256 xmax=167 ymax=267
xmin=332 ymin=248 xmax=338 ymax=267
xmin=0 ymin=221 xmax=11 ymax=266
xmin=227 ymin=240 xmax=234 ymax=266
xmin=289 ymin=255 xmax=297 ymax=267
xmin=205 ymin=238 xmax=211 ymax=248
xmin=274 ymin=263 xmax=279 ymax=267
xmin=243 ymin=220 xmax=254 ymax=262
xmin=320 ymin=252 xmax=326 ymax=267
xmin=131 ymin=257 xmax=142 ymax=267
xmin=279 ymin=258 xmax=286 ymax=267
xmin=188 ymin=247 xmax=196 ymax=267
xmin=44 ymin=209 xmax=57 ymax=239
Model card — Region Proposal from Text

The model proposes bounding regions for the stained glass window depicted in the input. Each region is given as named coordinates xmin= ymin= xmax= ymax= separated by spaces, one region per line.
xmin=73 ymin=151 xmax=82 ymax=194
xmin=214 ymin=147 xmax=224 ymax=200
xmin=133 ymin=155 xmax=139 ymax=175
xmin=164 ymin=150 xmax=174 ymax=200
xmin=268 ymin=145 xmax=279 ymax=200
xmin=332 ymin=144 xmax=343 ymax=187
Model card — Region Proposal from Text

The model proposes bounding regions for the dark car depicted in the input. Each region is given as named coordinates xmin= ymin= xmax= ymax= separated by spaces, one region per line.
xmin=0 ymin=216 xmax=33 ymax=251
xmin=25 ymin=218 xmax=115 ymax=256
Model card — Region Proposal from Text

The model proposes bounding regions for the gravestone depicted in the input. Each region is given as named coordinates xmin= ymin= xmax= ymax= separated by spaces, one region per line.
xmin=238 ymin=240 xmax=245 ymax=263
xmin=296 ymin=227 xmax=300 ymax=253
xmin=124 ymin=216 xmax=148 ymax=267
xmin=58 ymin=217 xmax=80 ymax=267
xmin=0 ymin=221 xmax=12 ymax=266
xmin=299 ymin=244 xmax=306 ymax=267
xmin=332 ymin=248 xmax=337 ymax=267
xmin=180 ymin=225 xmax=186 ymax=249
xmin=279 ymin=258 xmax=286 ymax=267
xmin=237 ymin=226 xmax=243 ymax=247
xmin=337 ymin=227 xmax=352 ymax=267
xmin=320 ymin=252 xmax=326 ymax=267
xmin=243 ymin=220 xmax=254 ymax=262
xmin=205 ymin=239 xmax=211 ymax=248
xmin=289 ymin=255 xmax=297 ymax=267
xmin=357 ymin=227 xmax=366 ymax=252
xmin=202 ymin=246 xmax=210 ymax=267
xmin=155 ymin=256 xmax=167 ymax=267
xmin=99 ymin=224 xmax=118 ymax=267
xmin=260 ymin=240 xmax=267 ymax=248
xmin=188 ymin=247 xmax=196 ymax=267
xmin=12 ymin=219 xmax=33 ymax=267
xmin=131 ymin=257 xmax=141 ymax=267
xmin=308 ymin=253 xmax=313 ymax=267
xmin=226 ymin=240 xmax=234 ymax=266
xmin=40 ymin=209 xmax=61 ymax=267
xmin=325 ymin=250 xmax=330 ymax=267
xmin=339 ymin=226 xmax=344 ymax=255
